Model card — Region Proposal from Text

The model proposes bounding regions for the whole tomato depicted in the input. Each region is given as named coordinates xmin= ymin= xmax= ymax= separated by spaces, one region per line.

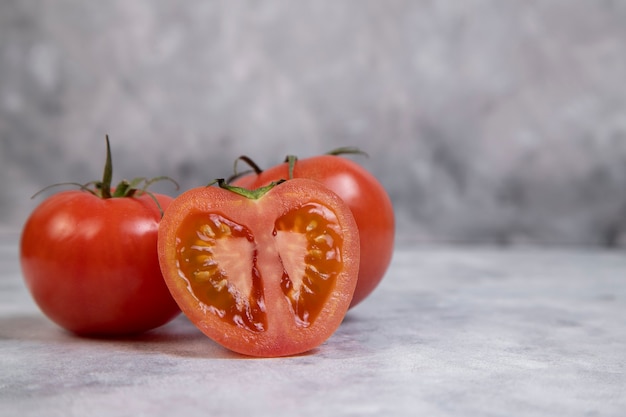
xmin=231 ymin=150 xmax=395 ymax=309
xmin=20 ymin=137 xmax=180 ymax=336
xmin=158 ymin=178 xmax=360 ymax=357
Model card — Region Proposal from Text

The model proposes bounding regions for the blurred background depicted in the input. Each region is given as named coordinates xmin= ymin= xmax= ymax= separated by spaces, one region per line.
xmin=2 ymin=0 xmax=626 ymax=246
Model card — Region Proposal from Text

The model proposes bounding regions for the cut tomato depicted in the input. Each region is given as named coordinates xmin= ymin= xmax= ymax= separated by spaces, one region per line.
xmin=157 ymin=178 xmax=360 ymax=357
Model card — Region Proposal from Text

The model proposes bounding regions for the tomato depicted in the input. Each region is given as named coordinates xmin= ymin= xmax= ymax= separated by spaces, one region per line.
xmin=19 ymin=137 xmax=180 ymax=336
xmin=157 ymin=179 xmax=360 ymax=357
xmin=231 ymin=153 xmax=394 ymax=309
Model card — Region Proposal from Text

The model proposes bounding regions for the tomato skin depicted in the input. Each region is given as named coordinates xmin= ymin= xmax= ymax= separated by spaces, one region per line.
xmin=158 ymin=178 xmax=360 ymax=357
xmin=20 ymin=190 xmax=180 ymax=336
xmin=233 ymin=155 xmax=395 ymax=308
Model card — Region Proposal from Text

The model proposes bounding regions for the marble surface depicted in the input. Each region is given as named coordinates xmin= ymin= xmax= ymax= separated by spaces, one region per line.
xmin=1 ymin=233 xmax=625 ymax=416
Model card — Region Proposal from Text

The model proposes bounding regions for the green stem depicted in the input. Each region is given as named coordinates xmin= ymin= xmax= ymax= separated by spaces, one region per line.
xmin=227 ymin=155 xmax=264 ymax=183
xmin=326 ymin=146 xmax=369 ymax=157
xmin=212 ymin=178 xmax=285 ymax=199
xmin=30 ymin=135 xmax=178 ymax=215
xmin=285 ymin=155 xmax=297 ymax=180
xmin=100 ymin=135 xmax=113 ymax=198
xmin=235 ymin=155 xmax=263 ymax=175
xmin=30 ymin=182 xmax=97 ymax=199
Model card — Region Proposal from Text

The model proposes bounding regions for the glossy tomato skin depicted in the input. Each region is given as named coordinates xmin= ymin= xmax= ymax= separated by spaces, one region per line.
xmin=233 ymin=155 xmax=395 ymax=309
xmin=158 ymin=178 xmax=360 ymax=357
xmin=20 ymin=190 xmax=180 ymax=336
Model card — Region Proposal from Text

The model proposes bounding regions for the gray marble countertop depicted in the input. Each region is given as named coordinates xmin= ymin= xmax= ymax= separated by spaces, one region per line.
xmin=1 ymin=233 xmax=625 ymax=417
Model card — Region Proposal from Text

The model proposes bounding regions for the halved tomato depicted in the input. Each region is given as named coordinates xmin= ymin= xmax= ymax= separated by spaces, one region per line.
xmin=157 ymin=178 xmax=360 ymax=357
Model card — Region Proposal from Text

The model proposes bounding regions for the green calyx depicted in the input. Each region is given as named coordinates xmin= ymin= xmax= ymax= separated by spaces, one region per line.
xmin=94 ymin=135 xmax=178 ymax=200
xmin=31 ymin=135 xmax=178 ymax=215
xmin=227 ymin=146 xmax=367 ymax=184
xmin=210 ymin=178 xmax=285 ymax=199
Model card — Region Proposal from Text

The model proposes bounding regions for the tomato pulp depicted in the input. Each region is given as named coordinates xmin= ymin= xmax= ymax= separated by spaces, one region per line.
xmin=157 ymin=178 xmax=360 ymax=357
xmin=232 ymin=154 xmax=395 ymax=308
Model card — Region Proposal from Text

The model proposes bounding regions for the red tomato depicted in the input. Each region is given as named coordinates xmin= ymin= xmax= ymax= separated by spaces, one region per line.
xmin=19 ymin=136 xmax=180 ymax=336
xmin=232 ymin=154 xmax=395 ymax=308
xmin=157 ymin=179 xmax=360 ymax=357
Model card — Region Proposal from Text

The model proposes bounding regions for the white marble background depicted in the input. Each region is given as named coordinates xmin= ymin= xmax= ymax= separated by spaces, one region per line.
xmin=2 ymin=1 xmax=626 ymax=246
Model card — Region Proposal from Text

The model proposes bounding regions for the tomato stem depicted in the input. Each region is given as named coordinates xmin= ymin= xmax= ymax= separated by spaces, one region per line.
xmin=227 ymin=148 xmax=368 ymax=185
xmin=30 ymin=182 xmax=97 ymax=199
xmin=227 ymin=155 xmax=264 ymax=183
xmin=211 ymin=178 xmax=285 ymax=199
xmin=236 ymin=155 xmax=263 ymax=175
xmin=98 ymin=136 xmax=179 ymax=202
xmin=100 ymin=135 xmax=114 ymax=199
xmin=285 ymin=155 xmax=297 ymax=180
xmin=30 ymin=135 xmax=178 ymax=216
xmin=326 ymin=146 xmax=369 ymax=157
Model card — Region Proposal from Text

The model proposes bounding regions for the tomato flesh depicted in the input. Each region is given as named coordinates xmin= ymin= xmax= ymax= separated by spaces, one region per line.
xmin=275 ymin=203 xmax=344 ymax=327
xmin=158 ymin=178 xmax=360 ymax=357
xmin=177 ymin=212 xmax=266 ymax=332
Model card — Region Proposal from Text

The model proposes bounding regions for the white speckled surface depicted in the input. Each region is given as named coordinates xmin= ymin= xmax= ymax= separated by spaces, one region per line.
xmin=1 ymin=234 xmax=625 ymax=416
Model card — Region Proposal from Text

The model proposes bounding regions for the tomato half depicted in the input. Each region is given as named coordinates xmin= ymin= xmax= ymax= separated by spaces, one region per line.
xmin=157 ymin=178 xmax=360 ymax=357
xmin=232 ymin=154 xmax=395 ymax=309
xmin=20 ymin=190 xmax=181 ymax=336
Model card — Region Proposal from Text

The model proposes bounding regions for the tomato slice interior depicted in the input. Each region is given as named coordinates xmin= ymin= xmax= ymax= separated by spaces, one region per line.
xmin=274 ymin=203 xmax=343 ymax=327
xmin=177 ymin=213 xmax=266 ymax=332
xmin=175 ymin=202 xmax=345 ymax=333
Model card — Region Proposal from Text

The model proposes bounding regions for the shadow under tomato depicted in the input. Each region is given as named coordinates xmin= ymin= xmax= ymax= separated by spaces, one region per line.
xmin=0 ymin=313 xmax=237 ymax=359
xmin=100 ymin=315 xmax=247 ymax=359
xmin=124 ymin=316 xmax=326 ymax=359
xmin=1 ymin=313 xmax=332 ymax=360
xmin=0 ymin=313 xmax=57 ymax=341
